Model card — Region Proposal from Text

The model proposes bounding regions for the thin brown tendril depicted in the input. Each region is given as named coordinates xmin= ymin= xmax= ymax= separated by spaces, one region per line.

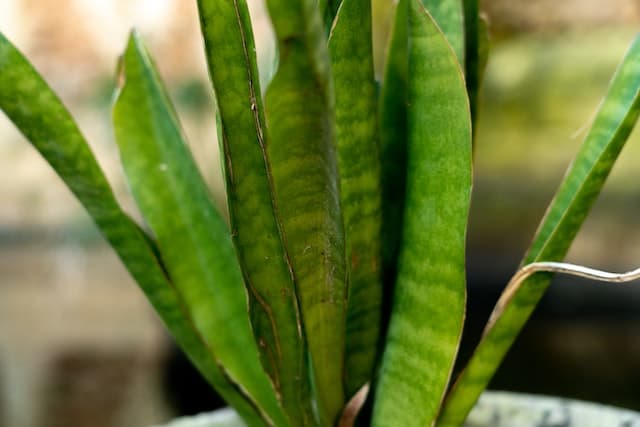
xmin=487 ymin=261 xmax=640 ymax=332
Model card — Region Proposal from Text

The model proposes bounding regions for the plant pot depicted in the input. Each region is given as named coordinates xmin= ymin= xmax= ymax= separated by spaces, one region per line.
xmin=155 ymin=407 xmax=245 ymax=427
xmin=155 ymin=391 xmax=640 ymax=427
xmin=465 ymin=391 xmax=640 ymax=426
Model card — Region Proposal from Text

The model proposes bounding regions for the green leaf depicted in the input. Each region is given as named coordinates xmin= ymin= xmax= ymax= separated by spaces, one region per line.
xmin=379 ymin=0 xmax=408 ymax=294
xmin=197 ymin=1 xmax=314 ymax=423
xmin=462 ymin=0 xmax=490 ymax=134
xmin=421 ymin=0 xmax=465 ymax=65
xmin=319 ymin=0 xmax=343 ymax=34
xmin=263 ymin=0 xmax=347 ymax=424
xmin=477 ymin=16 xmax=490 ymax=113
xmin=328 ymin=0 xmax=383 ymax=398
xmin=0 ymin=31 xmax=270 ymax=427
xmin=112 ymin=32 xmax=289 ymax=427
xmin=372 ymin=1 xmax=472 ymax=425
xmin=437 ymin=34 xmax=640 ymax=427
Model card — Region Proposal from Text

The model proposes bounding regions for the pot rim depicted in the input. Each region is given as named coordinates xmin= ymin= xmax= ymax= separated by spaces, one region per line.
xmin=155 ymin=390 xmax=640 ymax=427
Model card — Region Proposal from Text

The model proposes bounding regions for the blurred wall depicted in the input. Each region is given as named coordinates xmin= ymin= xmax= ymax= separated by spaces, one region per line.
xmin=482 ymin=0 xmax=640 ymax=33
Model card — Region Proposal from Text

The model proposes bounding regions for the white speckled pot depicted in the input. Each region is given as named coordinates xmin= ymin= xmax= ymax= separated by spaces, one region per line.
xmin=155 ymin=391 xmax=640 ymax=427
xmin=465 ymin=391 xmax=640 ymax=427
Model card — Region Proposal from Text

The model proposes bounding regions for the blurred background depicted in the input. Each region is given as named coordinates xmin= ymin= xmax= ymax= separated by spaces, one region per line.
xmin=1 ymin=1 xmax=639 ymax=426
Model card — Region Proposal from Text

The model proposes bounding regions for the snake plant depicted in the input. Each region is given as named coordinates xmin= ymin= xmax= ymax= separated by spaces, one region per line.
xmin=1 ymin=0 xmax=639 ymax=425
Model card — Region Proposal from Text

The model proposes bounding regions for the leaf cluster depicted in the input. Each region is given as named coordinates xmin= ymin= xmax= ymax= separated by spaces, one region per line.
xmin=1 ymin=1 xmax=639 ymax=426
